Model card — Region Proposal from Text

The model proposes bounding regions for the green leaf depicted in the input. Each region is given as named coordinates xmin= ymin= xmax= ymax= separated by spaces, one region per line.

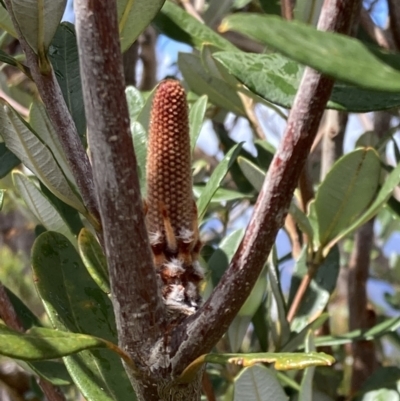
xmin=3 ymin=286 xmax=41 ymax=330
xmin=0 ymin=4 xmax=17 ymax=37
xmin=13 ymin=171 xmax=75 ymax=244
xmin=4 ymin=286 xmax=73 ymax=386
xmin=330 ymin=159 xmax=400 ymax=247
xmin=189 ymin=95 xmax=208 ymax=152
xmin=193 ymin=186 xmax=250 ymax=203
xmin=314 ymin=148 xmax=380 ymax=248
xmin=237 ymin=156 xmax=265 ymax=192
xmin=313 ymin=316 xmax=400 ymax=347
xmin=131 ymin=121 xmax=148 ymax=195
xmin=29 ymin=99 xmax=76 ymax=187
xmin=197 ymin=142 xmax=244 ymax=220
xmin=180 ymin=351 xmax=335 ymax=383
xmin=0 ymin=142 xmax=20 ymax=178
xmin=220 ymin=13 xmax=400 ymax=92
xmin=214 ymin=51 xmax=400 ymax=112
xmin=298 ymin=331 xmax=316 ymax=401
xmin=355 ymin=367 xmax=400 ymax=400
xmin=178 ymin=52 xmax=246 ymax=117
xmin=208 ymin=228 xmax=245 ymax=286
xmin=0 ymin=49 xmax=31 ymax=77
xmin=234 ymin=366 xmax=287 ymax=401
xmin=24 ymin=361 xmax=72 ymax=386
xmin=259 ymin=0 xmax=280 ymax=15
xmin=268 ymin=248 xmax=290 ymax=349
xmin=32 ymin=232 xmax=135 ymax=401
xmin=0 ymin=101 xmax=86 ymax=214
xmin=11 ymin=0 xmax=66 ymax=59
xmin=126 ymin=86 xmax=145 ymax=122
xmin=78 ymin=228 xmax=110 ymax=294
xmin=228 ymin=315 xmax=252 ymax=353
xmin=282 ymin=314 xmax=329 ymax=352
xmin=0 ymin=190 xmax=3 ymax=210
xmin=126 ymin=83 xmax=148 ymax=194
xmin=153 ymin=1 xmax=236 ymax=51
xmin=288 ymin=246 xmax=340 ymax=332
xmin=0 ymin=325 xmax=107 ymax=361
xmin=117 ymin=0 xmax=165 ymax=52
xmin=49 ymin=23 xmax=87 ymax=144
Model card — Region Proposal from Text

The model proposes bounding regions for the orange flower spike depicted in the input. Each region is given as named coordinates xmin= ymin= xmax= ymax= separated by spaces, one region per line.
xmin=146 ymin=80 xmax=194 ymax=246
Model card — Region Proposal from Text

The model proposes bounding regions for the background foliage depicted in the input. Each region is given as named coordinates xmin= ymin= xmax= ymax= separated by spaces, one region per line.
xmin=0 ymin=0 xmax=400 ymax=400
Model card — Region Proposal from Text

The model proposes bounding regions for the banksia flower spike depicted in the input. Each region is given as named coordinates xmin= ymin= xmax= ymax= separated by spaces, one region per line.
xmin=146 ymin=79 xmax=203 ymax=319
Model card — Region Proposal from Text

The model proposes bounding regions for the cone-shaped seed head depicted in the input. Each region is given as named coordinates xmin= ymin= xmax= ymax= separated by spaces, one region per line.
xmin=146 ymin=80 xmax=193 ymax=238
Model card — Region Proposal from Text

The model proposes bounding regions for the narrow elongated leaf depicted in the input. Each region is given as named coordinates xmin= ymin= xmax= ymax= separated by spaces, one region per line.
xmin=234 ymin=366 xmax=287 ymax=401
xmin=29 ymin=100 xmax=76 ymax=186
xmin=313 ymin=317 xmax=400 ymax=347
xmin=214 ymin=51 xmax=400 ymax=112
xmin=49 ymin=23 xmax=87 ymax=143
xmin=209 ymin=228 xmax=245 ymax=286
xmin=179 ymin=53 xmax=246 ymax=117
xmin=193 ymin=186 xmax=249 ymax=203
xmin=197 ymin=142 xmax=243 ymax=220
xmin=154 ymin=0 xmax=236 ymax=51
xmin=23 ymin=361 xmax=72 ymax=386
xmin=0 ymin=190 xmax=3 ymax=210
xmin=0 ymin=4 xmax=17 ymax=37
xmin=0 ymin=142 xmax=20 ymax=178
xmin=268 ymin=248 xmax=290 ymax=348
xmin=282 ymin=314 xmax=329 ymax=352
xmin=4 ymin=286 xmax=73 ymax=386
xmin=0 ymin=101 xmax=86 ymax=214
xmin=131 ymin=121 xmax=148 ymax=195
xmin=117 ymin=0 xmax=165 ymax=52
xmin=11 ymin=0 xmax=66 ymax=56
xmin=314 ymin=148 xmax=380 ymax=247
xmin=78 ymin=228 xmax=110 ymax=294
xmin=238 ymin=156 xmax=264 ymax=192
xmin=220 ymin=14 xmax=400 ymax=92
xmin=180 ymin=351 xmax=335 ymax=383
xmin=299 ymin=332 xmax=316 ymax=401
xmin=13 ymin=172 xmax=75 ymax=244
xmin=288 ymin=246 xmax=340 ymax=333
xmin=126 ymin=86 xmax=145 ymax=122
xmin=0 ymin=49 xmax=31 ymax=77
xmin=32 ymin=232 xmax=135 ymax=401
xmin=0 ymin=325 xmax=107 ymax=361
xmin=189 ymin=95 xmax=208 ymax=152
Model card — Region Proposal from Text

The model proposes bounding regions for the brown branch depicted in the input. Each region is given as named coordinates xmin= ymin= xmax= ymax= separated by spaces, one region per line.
xmin=0 ymin=283 xmax=67 ymax=401
xmin=171 ymin=0 xmax=363 ymax=375
xmin=74 ymin=0 xmax=165 ymax=377
xmin=388 ymin=0 xmax=400 ymax=50
xmin=360 ymin=7 xmax=392 ymax=49
xmin=281 ymin=0 xmax=294 ymax=20
xmin=3 ymin=0 xmax=100 ymax=229
xmin=348 ymin=219 xmax=378 ymax=393
xmin=320 ymin=110 xmax=347 ymax=180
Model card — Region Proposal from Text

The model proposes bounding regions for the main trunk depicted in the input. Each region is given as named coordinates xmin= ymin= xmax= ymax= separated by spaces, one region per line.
xmin=128 ymin=369 xmax=203 ymax=401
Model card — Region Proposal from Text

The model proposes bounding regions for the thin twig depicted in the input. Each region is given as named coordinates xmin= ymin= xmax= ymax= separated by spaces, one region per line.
xmin=281 ymin=0 xmax=294 ymax=20
xmin=172 ymin=0 xmax=363 ymax=375
xmin=180 ymin=0 xmax=204 ymax=22
xmin=388 ymin=0 xmax=400 ymax=50
xmin=202 ymin=371 xmax=217 ymax=401
xmin=3 ymin=0 xmax=101 ymax=229
xmin=360 ymin=7 xmax=392 ymax=49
